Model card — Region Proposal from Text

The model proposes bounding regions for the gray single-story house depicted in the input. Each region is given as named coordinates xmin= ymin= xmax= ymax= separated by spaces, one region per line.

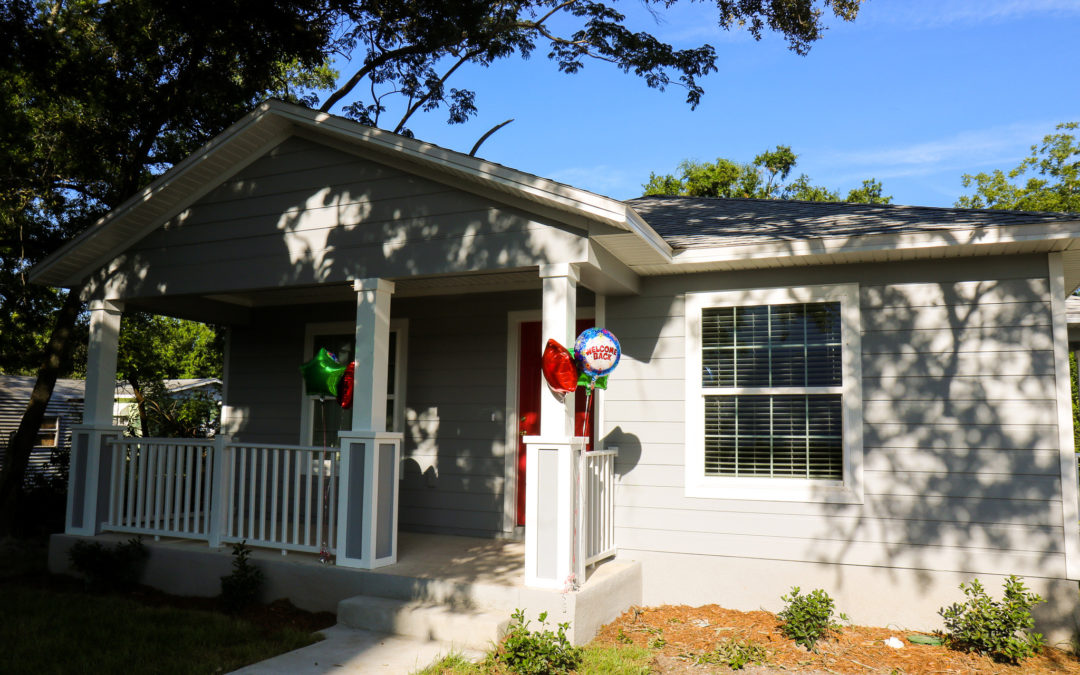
xmin=31 ymin=100 xmax=1080 ymax=644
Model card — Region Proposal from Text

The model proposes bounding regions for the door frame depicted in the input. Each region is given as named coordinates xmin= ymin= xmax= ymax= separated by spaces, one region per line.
xmin=502 ymin=308 xmax=594 ymax=535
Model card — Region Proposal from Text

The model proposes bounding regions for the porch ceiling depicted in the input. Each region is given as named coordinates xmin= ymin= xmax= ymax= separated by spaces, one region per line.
xmin=125 ymin=269 xmax=547 ymax=323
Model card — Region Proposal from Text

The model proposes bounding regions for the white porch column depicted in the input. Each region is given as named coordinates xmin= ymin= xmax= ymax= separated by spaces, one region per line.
xmin=67 ymin=298 xmax=125 ymax=535
xmin=337 ymin=279 xmax=403 ymax=569
xmin=524 ymin=264 xmax=584 ymax=589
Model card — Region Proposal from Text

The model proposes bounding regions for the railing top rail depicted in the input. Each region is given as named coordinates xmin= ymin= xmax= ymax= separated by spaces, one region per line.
xmin=226 ymin=442 xmax=336 ymax=453
xmin=105 ymin=437 xmax=216 ymax=447
xmin=586 ymin=449 xmax=619 ymax=458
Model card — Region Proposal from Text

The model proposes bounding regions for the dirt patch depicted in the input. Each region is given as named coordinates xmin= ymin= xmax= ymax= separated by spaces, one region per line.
xmin=594 ymin=604 xmax=1080 ymax=674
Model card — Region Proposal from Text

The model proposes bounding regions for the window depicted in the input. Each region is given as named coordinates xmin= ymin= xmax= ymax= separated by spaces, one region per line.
xmin=36 ymin=416 xmax=60 ymax=448
xmin=685 ymin=285 xmax=863 ymax=502
xmin=301 ymin=320 xmax=407 ymax=448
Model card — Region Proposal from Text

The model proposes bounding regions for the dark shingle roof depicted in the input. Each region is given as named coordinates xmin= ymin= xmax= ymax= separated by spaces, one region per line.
xmin=626 ymin=196 xmax=1080 ymax=249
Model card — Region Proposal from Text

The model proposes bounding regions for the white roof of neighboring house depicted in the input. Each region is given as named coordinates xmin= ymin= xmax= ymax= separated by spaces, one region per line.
xmin=0 ymin=376 xmax=221 ymax=404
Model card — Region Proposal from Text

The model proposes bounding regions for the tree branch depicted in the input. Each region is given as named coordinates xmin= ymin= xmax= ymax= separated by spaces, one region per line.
xmin=470 ymin=119 xmax=514 ymax=157
xmin=320 ymin=42 xmax=456 ymax=113
xmin=393 ymin=51 xmax=480 ymax=134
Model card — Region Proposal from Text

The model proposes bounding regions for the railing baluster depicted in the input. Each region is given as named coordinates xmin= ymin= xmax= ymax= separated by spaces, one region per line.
xmin=273 ymin=448 xmax=282 ymax=544
xmin=315 ymin=450 xmax=325 ymax=551
xmin=328 ymin=450 xmax=338 ymax=552
xmin=237 ymin=446 xmax=247 ymax=540
xmin=191 ymin=445 xmax=201 ymax=534
xmin=281 ymin=450 xmax=292 ymax=545
xmin=293 ymin=451 xmax=302 ymax=545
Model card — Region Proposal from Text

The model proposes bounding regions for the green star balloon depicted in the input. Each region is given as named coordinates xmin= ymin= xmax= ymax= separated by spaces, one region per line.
xmin=299 ymin=347 xmax=347 ymax=397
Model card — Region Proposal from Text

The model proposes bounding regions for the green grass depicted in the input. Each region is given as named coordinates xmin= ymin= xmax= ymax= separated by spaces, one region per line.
xmin=412 ymin=644 xmax=653 ymax=674
xmin=0 ymin=584 xmax=322 ymax=675
xmin=579 ymin=645 xmax=653 ymax=674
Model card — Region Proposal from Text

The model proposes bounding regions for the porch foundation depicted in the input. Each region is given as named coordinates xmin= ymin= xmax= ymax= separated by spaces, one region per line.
xmin=47 ymin=531 xmax=641 ymax=645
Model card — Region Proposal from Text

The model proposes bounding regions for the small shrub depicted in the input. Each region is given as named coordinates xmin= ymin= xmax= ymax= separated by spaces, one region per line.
xmin=69 ymin=536 xmax=148 ymax=591
xmin=219 ymin=540 xmax=265 ymax=612
xmin=777 ymin=586 xmax=847 ymax=651
xmin=697 ymin=638 xmax=769 ymax=670
xmin=495 ymin=608 xmax=583 ymax=675
xmin=938 ymin=575 xmax=1044 ymax=664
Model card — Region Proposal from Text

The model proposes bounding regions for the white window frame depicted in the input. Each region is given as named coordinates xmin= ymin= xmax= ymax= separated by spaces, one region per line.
xmin=300 ymin=319 xmax=408 ymax=446
xmin=36 ymin=415 xmax=60 ymax=448
xmin=684 ymin=283 xmax=863 ymax=503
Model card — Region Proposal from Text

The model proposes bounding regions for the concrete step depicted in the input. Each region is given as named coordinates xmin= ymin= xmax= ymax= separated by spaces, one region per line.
xmin=338 ymin=595 xmax=511 ymax=651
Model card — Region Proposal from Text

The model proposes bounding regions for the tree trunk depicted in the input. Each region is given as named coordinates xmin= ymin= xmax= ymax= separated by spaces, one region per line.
xmin=0 ymin=286 xmax=84 ymax=536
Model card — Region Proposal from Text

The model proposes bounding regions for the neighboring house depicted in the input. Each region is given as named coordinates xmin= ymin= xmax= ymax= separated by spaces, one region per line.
xmin=0 ymin=377 xmax=221 ymax=480
xmin=29 ymin=100 xmax=1080 ymax=642
xmin=0 ymin=377 xmax=86 ymax=480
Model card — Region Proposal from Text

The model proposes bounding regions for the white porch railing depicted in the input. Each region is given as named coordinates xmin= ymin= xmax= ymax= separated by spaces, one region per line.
xmin=104 ymin=438 xmax=338 ymax=555
xmin=105 ymin=436 xmax=613 ymax=574
xmin=221 ymin=443 xmax=339 ymax=554
xmin=578 ymin=447 xmax=618 ymax=567
xmin=106 ymin=438 xmax=217 ymax=540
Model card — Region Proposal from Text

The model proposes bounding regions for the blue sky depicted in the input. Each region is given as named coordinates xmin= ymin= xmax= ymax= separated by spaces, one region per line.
xmin=332 ymin=0 xmax=1080 ymax=208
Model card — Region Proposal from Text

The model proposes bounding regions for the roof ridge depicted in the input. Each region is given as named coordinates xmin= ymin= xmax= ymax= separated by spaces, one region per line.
xmin=625 ymin=193 xmax=1080 ymax=218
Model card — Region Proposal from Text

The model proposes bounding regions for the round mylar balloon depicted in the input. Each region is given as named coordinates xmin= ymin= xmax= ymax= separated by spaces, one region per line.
xmin=574 ymin=328 xmax=621 ymax=377
xmin=299 ymin=347 xmax=347 ymax=397
xmin=541 ymin=339 xmax=578 ymax=394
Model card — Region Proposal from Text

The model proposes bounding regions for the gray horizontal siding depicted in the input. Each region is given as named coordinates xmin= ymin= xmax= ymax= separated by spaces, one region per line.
xmin=602 ymin=253 xmax=1069 ymax=579
xmin=395 ymin=290 xmax=540 ymax=537
xmin=104 ymin=136 xmax=586 ymax=299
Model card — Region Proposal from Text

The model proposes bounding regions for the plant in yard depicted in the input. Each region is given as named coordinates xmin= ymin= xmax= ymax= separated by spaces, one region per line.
xmin=494 ymin=608 xmax=583 ymax=675
xmin=220 ymin=540 xmax=265 ymax=613
xmin=777 ymin=586 xmax=847 ymax=651
xmin=696 ymin=638 xmax=769 ymax=670
xmin=68 ymin=536 xmax=148 ymax=591
xmin=938 ymin=575 xmax=1044 ymax=664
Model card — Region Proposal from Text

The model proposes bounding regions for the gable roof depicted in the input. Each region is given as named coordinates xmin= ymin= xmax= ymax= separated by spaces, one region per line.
xmin=30 ymin=100 xmax=671 ymax=288
xmin=629 ymin=195 xmax=1080 ymax=249
xmin=27 ymin=98 xmax=1080 ymax=291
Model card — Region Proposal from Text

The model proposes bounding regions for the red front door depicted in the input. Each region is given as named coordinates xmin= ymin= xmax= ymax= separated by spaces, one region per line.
xmin=516 ymin=319 xmax=596 ymax=526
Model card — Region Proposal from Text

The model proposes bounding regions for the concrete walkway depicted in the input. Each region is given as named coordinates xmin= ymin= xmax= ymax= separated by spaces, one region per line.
xmin=229 ymin=625 xmax=485 ymax=675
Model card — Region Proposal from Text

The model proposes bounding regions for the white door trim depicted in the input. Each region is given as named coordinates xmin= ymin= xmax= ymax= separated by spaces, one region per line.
xmin=502 ymin=308 xmax=594 ymax=535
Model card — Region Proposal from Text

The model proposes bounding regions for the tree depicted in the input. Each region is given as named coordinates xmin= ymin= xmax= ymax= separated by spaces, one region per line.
xmin=324 ymin=0 xmax=862 ymax=136
xmin=956 ymin=122 xmax=1079 ymax=213
xmin=643 ymin=148 xmax=891 ymax=204
xmin=117 ymin=313 xmax=223 ymax=438
xmin=0 ymin=0 xmax=339 ymax=535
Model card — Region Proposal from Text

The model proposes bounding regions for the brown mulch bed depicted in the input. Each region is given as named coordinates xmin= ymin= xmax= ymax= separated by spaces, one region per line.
xmin=594 ymin=604 xmax=1080 ymax=674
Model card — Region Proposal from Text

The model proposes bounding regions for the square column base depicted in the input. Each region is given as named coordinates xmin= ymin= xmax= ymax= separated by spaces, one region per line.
xmin=523 ymin=435 xmax=588 ymax=589
xmin=336 ymin=430 xmax=403 ymax=569
xmin=65 ymin=424 xmax=126 ymax=536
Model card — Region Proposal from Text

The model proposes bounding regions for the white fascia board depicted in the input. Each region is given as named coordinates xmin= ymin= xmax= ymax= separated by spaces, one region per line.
xmin=30 ymin=102 xmax=291 ymax=287
xmin=668 ymin=219 xmax=1080 ymax=268
xmin=623 ymin=205 xmax=674 ymax=261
